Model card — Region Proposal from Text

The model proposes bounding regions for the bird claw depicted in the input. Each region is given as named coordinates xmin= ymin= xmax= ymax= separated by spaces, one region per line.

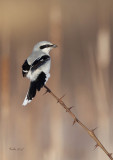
xmin=43 ymin=87 xmax=51 ymax=95
xmin=43 ymin=90 xmax=48 ymax=95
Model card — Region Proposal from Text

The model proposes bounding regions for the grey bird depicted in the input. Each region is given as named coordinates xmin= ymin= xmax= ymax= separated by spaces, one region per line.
xmin=22 ymin=41 xmax=57 ymax=106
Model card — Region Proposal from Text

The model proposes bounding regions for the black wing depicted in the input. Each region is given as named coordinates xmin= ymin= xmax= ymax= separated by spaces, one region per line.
xmin=36 ymin=72 xmax=46 ymax=91
xmin=31 ymin=55 xmax=50 ymax=71
xmin=22 ymin=60 xmax=30 ymax=77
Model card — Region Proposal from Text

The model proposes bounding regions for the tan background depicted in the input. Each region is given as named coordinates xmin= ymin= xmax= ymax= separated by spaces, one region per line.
xmin=0 ymin=0 xmax=113 ymax=160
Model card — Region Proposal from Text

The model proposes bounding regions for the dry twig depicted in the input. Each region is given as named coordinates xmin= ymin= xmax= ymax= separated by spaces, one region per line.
xmin=44 ymin=85 xmax=113 ymax=160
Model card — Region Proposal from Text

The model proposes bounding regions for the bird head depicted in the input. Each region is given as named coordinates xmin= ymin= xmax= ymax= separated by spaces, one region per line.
xmin=33 ymin=41 xmax=57 ymax=54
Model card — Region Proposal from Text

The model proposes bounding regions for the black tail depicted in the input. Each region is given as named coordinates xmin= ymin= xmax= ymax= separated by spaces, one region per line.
xmin=27 ymin=81 xmax=37 ymax=100
xmin=22 ymin=81 xmax=37 ymax=106
xmin=22 ymin=72 xmax=46 ymax=106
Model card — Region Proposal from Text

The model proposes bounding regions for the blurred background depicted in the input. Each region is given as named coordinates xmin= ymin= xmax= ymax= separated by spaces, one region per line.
xmin=0 ymin=0 xmax=113 ymax=160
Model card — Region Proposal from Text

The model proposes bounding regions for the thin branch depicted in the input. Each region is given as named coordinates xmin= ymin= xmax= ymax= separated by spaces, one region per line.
xmin=44 ymin=85 xmax=113 ymax=160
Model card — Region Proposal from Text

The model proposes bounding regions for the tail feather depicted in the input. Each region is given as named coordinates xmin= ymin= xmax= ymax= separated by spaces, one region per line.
xmin=22 ymin=72 xmax=47 ymax=106
xmin=22 ymin=82 xmax=37 ymax=106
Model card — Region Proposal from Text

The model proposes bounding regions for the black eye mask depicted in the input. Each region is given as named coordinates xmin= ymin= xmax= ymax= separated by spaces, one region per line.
xmin=40 ymin=44 xmax=53 ymax=49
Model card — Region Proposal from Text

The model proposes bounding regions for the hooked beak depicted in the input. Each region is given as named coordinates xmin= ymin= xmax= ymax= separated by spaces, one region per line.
xmin=52 ymin=44 xmax=57 ymax=48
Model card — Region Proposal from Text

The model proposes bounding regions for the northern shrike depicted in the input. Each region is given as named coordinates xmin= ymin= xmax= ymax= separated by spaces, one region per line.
xmin=22 ymin=41 xmax=57 ymax=106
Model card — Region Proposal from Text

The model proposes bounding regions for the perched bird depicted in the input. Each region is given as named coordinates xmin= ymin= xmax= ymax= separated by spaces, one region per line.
xmin=22 ymin=41 xmax=57 ymax=106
